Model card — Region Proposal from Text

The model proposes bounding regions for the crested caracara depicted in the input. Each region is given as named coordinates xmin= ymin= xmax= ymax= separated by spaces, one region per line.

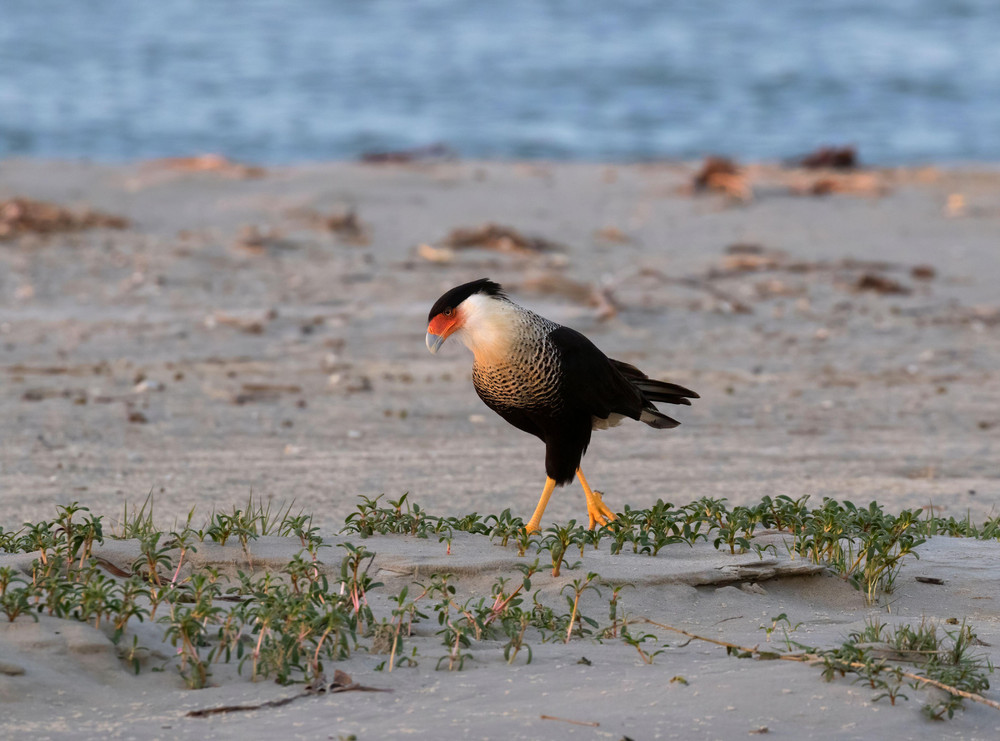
xmin=426 ymin=278 xmax=698 ymax=532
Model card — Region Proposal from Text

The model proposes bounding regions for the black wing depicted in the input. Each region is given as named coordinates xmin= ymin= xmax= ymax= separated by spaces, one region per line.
xmin=549 ymin=326 xmax=646 ymax=421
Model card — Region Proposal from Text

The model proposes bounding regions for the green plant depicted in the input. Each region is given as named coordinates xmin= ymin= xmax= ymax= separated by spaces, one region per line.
xmin=137 ymin=531 xmax=170 ymax=582
xmin=542 ymin=521 xmax=584 ymax=576
xmin=161 ymin=574 xmax=223 ymax=688
xmin=54 ymin=502 xmax=104 ymax=571
xmin=760 ymin=613 xmax=803 ymax=651
xmin=116 ymin=491 xmax=158 ymax=539
xmin=621 ymin=625 xmax=665 ymax=664
xmin=377 ymin=584 xmax=430 ymax=672
xmin=0 ymin=568 xmax=33 ymax=622
xmin=485 ymin=508 xmax=524 ymax=547
xmin=425 ymin=574 xmax=473 ymax=671
xmin=338 ymin=542 xmax=380 ymax=634
xmin=514 ymin=526 xmax=539 ymax=558
xmin=561 ymin=573 xmax=600 ymax=642
xmin=2 ymin=493 xmax=998 ymax=715
xmin=111 ymin=578 xmax=151 ymax=642
xmin=281 ymin=511 xmax=324 ymax=551
xmin=603 ymin=582 xmax=631 ymax=639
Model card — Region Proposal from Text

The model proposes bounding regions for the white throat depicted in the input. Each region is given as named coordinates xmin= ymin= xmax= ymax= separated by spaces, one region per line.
xmin=454 ymin=293 xmax=519 ymax=366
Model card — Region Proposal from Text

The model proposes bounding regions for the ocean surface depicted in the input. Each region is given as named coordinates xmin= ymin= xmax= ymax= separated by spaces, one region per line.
xmin=2 ymin=0 xmax=999 ymax=165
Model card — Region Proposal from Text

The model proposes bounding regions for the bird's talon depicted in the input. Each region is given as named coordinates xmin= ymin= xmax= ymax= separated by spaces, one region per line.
xmin=587 ymin=490 xmax=616 ymax=528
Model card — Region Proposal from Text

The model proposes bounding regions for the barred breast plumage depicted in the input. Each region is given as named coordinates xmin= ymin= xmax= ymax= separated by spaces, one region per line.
xmin=471 ymin=304 xmax=563 ymax=416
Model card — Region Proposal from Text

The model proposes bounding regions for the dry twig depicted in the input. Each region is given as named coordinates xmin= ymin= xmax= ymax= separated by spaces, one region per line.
xmin=637 ymin=618 xmax=1000 ymax=713
xmin=540 ymin=715 xmax=600 ymax=727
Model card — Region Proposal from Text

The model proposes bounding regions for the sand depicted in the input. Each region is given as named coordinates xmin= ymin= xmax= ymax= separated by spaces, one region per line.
xmin=1 ymin=157 xmax=999 ymax=738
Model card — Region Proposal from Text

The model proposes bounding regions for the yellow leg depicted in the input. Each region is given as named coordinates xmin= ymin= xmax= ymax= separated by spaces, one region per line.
xmin=525 ymin=477 xmax=557 ymax=533
xmin=577 ymin=468 xmax=616 ymax=530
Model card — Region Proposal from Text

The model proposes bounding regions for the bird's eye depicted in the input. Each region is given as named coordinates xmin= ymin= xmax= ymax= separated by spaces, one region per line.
xmin=444 ymin=307 xmax=453 ymax=317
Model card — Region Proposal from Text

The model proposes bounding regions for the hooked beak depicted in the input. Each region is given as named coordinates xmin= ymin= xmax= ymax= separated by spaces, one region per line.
xmin=426 ymin=332 xmax=446 ymax=354
xmin=426 ymin=312 xmax=460 ymax=354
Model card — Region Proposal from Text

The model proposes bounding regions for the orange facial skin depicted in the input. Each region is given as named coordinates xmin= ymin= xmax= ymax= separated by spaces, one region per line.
xmin=427 ymin=311 xmax=459 ymax=339
xmin=426 ymin=310 xmax=462 ymax=354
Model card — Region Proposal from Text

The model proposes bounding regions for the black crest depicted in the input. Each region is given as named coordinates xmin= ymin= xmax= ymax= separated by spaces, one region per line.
xmin=428 ymin=278 xmax=506 ymax=321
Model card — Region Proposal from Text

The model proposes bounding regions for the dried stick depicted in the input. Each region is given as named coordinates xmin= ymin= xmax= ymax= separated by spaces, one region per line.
xmin=638 ymin=618 xmax=1000 ymax=713
xmin=540 ymin=715 xmax=599 ymax=727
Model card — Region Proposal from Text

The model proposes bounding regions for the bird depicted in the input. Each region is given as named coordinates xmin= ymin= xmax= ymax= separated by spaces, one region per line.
xmin=425 ymin=278 xmax=698 ymax=532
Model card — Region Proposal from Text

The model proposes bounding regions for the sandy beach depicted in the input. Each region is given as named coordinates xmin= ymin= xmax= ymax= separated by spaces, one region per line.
xmin=1 ymin=158 xmax=999 ymax=739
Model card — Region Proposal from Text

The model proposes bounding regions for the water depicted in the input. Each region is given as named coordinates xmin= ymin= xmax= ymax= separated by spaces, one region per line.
xmin=2 ymin=0 xmax=999 ymax=164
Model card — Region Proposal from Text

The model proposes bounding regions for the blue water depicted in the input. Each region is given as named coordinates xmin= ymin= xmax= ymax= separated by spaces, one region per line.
xmin=2 ymin=0 xmax=999 ymax=164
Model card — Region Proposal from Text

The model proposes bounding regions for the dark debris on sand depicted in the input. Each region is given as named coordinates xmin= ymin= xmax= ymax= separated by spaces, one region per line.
xmin=360 ymin=143 xmax=457 ymax=164
xmin=442 ymin=222 xmax=564 ymax=254
xmin=0 ymin=198 xmax=129 ymax=241
xmin=795 ymin=145 xmax=858 ymax=170
xmin=689 ymin=156 xmax=752 ymax=201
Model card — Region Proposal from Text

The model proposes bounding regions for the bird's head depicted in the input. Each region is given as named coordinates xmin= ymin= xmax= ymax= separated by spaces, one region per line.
xmin=426 ymin=278 xmax=507 ymax=354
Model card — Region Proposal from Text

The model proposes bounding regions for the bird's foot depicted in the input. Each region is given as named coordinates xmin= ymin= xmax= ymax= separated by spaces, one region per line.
xmin=586 ymin=490 xmax=616 ymax=530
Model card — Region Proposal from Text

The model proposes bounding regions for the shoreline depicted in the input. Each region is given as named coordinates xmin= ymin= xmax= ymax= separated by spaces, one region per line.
xmin=6 ymin=152 xmax=1000 ymax=169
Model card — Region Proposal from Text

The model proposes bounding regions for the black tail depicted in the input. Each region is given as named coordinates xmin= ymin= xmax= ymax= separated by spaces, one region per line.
xmin=638 ymin=408 xmax=681 ymax=429
xmin=611 ymin=359 xmax=700 ymax=407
